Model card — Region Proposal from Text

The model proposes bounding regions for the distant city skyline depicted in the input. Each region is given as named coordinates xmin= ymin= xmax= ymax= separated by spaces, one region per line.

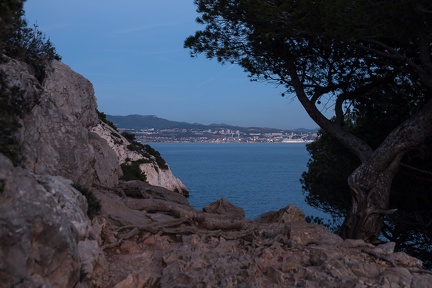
xmin=24 ymin=0 xmax=323 ymax=130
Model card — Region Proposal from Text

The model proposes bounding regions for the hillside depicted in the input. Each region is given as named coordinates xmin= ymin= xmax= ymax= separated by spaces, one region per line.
xmin=107 ymin=114 xmax=318 ymax=133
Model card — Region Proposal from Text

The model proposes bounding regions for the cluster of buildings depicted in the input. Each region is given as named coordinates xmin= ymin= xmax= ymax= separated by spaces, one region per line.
xmin=124 ymin=127 xmax=318 ymax=143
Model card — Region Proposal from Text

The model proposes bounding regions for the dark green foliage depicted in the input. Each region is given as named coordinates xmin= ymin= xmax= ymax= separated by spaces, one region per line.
xmin=301 ymin=88 xmax=432 ymax=269
xmin=122 ymin=131 xmax=146 ymax=154
xmin=301 ymin=130 xmax=357 ymax=219
xmin=304 ymin=130 xmax=432 ymax=269
xmin=120 ymin=159 xmax=148 ymax=182
xmin=188 ymin=0 xmax=432 ymax=258
xmin=97 ymin=110 xmax=118 ymax=132
xmin=120 ymin=131 xmax=169 ymax=170
xmin=3 ymin=9 xmax=61 ymax=82
xmin=305 ymin=215 xmax=343 ymax=234
xmin=0 ymin=0 xmax=25 ymax=48
xmin=72 ymin=184 xmax=101 ymax=219
xmin=121 ymin=131 xmax=136 ymax=142
xmin=143 ymin=144 xmax=168 ymax=170
xmin=0 ymin=70 xmax=34 ymax=165
xmin=0 ymin=4 xmax=59 ymax=166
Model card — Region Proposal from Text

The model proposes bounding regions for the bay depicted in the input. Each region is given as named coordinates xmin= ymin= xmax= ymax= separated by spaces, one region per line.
xmin=151 ymin=142 xmax=329 ymax=220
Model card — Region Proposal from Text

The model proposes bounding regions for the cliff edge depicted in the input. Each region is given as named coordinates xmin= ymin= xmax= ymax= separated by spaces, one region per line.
xmin=2 ymin=57 xmax=187 ymax=193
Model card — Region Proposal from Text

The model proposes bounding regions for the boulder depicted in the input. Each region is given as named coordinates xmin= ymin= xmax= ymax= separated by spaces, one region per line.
xmin=118 ymin=180 xmax=189 ymax=206
xmin=255 ymin=204 xmax=306 ymax=223
xmin=0 ymin=153 xmax=105 ymax=287
xmin=203 ymin=197 xmax=245 ymax=219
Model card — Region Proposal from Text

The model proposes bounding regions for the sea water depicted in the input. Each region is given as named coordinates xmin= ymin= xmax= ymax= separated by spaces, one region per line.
xmin=151 ymin=142 xmax=329 ymax=220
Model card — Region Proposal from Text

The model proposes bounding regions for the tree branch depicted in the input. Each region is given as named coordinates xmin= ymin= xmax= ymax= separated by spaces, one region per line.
xmin=286 ymin=58 xmax=374 ymax=162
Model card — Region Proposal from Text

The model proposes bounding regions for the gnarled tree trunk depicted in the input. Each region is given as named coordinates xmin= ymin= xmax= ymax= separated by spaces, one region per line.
xmin=288 ymin=58 xmax=432 ymax=242
xmin=341 ymin=153 xmax=403 ymax=242
xmin=341 ymin=99 xmax=432 ymax=241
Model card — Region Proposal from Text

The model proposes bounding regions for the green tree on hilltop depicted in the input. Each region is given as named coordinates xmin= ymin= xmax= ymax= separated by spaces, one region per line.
xmin=185 ymin=0 xmax=432 ymax=242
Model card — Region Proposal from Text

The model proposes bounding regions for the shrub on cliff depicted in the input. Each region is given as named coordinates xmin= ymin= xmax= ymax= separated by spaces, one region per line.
xmin=0 ymin=4 xmax=60 ymax=165
xmin=97 ymin=110 xmax=118 ymax=132
xmin=121 ymin=131 xmax=169 ymax=170
xmin=72 ymin=184 xmax=101 ymax=219
xmin=2 ymin=9 xmax=61 ymax=82
xmin=144 ymin=144 xmax=168 ymax=170
xmin=0 ymin=0 xmax=25 ymax=49
xmin=120 ymin=159 xmax=148 ymax=182
xmin=0 ymin=70 xmax=33 ymax=165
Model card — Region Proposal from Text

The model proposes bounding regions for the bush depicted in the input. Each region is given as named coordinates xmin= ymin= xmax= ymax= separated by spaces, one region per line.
xmin=144 ymin=144 xmax=169 ymax=170
xmin=120 ymin=159 xmax=148 ymax=182
xmin=97 ymin=110 xmax=118 ymax=131
xmin=0 ymin=70 xmax=34 ymax=165
xmin=121 ymin=131 xmax=136 ymax=142
xmin=0 ymin=0 xmax=24 ymax=48
xmin=3 ymin=10 xmax=61 ymax=82
xmin=72 ymin=184 xmax=101 ymax=219
xmin=121 ymin=132 xmax=169 ymax=170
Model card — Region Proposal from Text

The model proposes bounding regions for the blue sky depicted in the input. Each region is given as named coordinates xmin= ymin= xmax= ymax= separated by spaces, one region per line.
xmin=24 ymin=0 xmax=319 ymax=129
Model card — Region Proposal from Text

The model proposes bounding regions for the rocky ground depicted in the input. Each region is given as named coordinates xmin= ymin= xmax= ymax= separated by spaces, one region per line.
xmin=89 ymin=181 xmax=432 ymax=288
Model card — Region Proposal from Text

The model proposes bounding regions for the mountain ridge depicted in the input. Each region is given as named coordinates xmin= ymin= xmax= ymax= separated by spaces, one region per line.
xmin=107 ymin=114 xmax=319 ymax=133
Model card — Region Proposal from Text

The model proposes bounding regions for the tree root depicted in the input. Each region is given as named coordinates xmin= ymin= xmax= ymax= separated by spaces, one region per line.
xmin=409 ymin=268 xmax=432 ymax=275
xmin=101 ymin=190 xmax=288 ymax=251
xmin=362 ymin=248 xmax=396 ymax=267
xmin=362 ymin=248 xmax=432 ymax=275
xmin=102 ymin=218 xmax=256 ymax=250
xmin=125 ymin=198 xmax=247 ymax=231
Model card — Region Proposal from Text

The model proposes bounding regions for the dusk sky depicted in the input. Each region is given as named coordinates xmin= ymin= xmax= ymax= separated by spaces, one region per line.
xmin=24 ymin=0 xmax=320 ymax=129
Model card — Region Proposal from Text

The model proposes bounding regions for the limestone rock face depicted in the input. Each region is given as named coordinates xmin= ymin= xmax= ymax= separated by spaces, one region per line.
xmin=1 ymin=59 xmax=121 ymax=188
xmin=1 ymin=57 xmax=187 ymax=192
xmin=140 ymin=163 xmax=189 ymax=195
xmin=91 ymin=123 xmax=189 ymax=194
xmin=0 ymin=154 xmax=105 ymax=287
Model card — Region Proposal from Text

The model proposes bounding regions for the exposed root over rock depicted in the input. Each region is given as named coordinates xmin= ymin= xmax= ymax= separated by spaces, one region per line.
xmin=90 ymin=181 xmax=432 ymax=288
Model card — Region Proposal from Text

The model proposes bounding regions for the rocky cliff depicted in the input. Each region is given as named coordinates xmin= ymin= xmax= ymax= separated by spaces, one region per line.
xmin=1 ymin=57 xmax=187 ymax=193
xmin=1 ymin=58 xmax=432 ymax=287
xmin=90 ymin=123 xmax=188 ymax=194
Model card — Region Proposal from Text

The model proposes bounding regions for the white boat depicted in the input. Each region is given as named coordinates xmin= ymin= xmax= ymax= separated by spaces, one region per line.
xmin=281 ymin=138 xmax=306 ymax=143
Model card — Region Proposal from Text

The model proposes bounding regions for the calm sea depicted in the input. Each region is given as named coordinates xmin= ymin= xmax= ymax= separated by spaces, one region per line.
xmin=151 ymin=142 xmax=329 ymax=220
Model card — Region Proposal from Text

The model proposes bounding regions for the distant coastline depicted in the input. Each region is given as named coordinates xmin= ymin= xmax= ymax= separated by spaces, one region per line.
xmin=107 ymin=114 xmax=319 ymax=143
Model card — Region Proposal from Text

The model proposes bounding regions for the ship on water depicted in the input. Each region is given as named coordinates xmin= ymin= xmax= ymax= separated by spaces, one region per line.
xmin=281 ymin=137 xmax=314 ymax=143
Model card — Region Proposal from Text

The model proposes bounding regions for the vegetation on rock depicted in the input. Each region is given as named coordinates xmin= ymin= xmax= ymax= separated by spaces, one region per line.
xmin=120 ymin=159 xmax=148 ymax=182
xmin=121 ymin=131 xmax=169 ymax=170
xmin=0 ymin=0 xmax=25 ymax=50
xmin=0 ymin=70 xmax=32 ymax=165
xmin=97 ymin=110 xmax=118 ymax=132
xmin=0 ymin=1 xmax=60 ymax=165
xmin=2 ymin=9 xmax=61 ymax=82
xmin=72 ymin=183 xmax=101 ymax=219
